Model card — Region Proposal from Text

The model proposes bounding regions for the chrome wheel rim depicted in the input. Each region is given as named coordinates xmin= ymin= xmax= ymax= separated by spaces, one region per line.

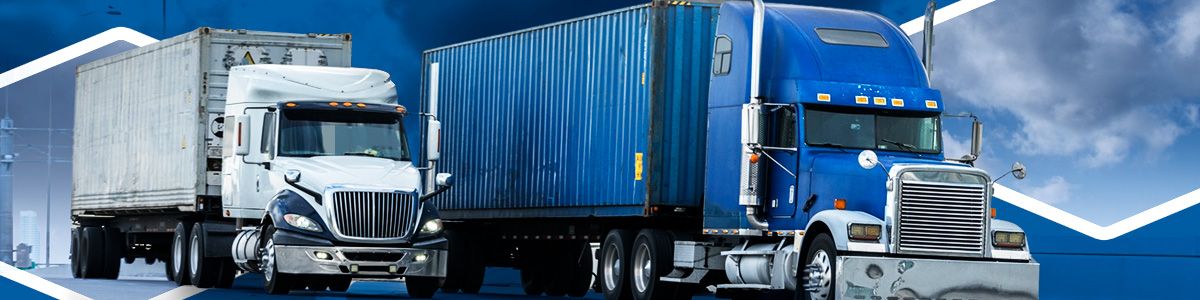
xmin=808 ymin=250 xmax=832 ymax=299
xmin=172 ymin=231 xmax=185 ymax=276
xmin=632 ymin=244 xmax=652 ymax=293
xmin=263 ymin=238 xmax=276 ymax=282
xmin=602 ymin=245 xmax=622 ymax=291
xmin=189 ymin=234 xmax=201 ymax=276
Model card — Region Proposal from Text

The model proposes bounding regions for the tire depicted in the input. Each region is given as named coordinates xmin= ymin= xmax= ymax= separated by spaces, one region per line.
xmin=566 ymin=241 xmax=594 ymax=297
xmin=459 ymin=235 xmax=486 ymax=294
xmin=405 ymin=276 xmax=441 ymax=298
xmin=544 ymin=243 xmax=569 ymax=297
xmin=170 ymin=222 xmax=192 ymax=286
xmin=145 ymin=257 xmax=157 ymax=265
xmin=164 ymin=255 xmax=175 ymax=282
xmin=189 ymin=223 xmax=222 ymax=287
xmin=600 ymin=229 xmax=635 ymax=300
xmin=631 ymin=229 xmax=677 ymax=300
xmin=102 ymin=226 xmax=124 ymax=279
xmin=80 ymin=227 xmax=106 ymax=278
xmin=261 ymin=223 xmax=292 ymax=295
xmin=70 ymin=228 xmax=81 ymax=279
xmin=329 ymin=277 xmax=353 ymax=292
xmin=440 ymin=230 xmax=466 ymax=293
xmin=215 ymin=258 xmax=237 ymax=288
xmin=796 ymin=233 xmax=836 ymax=300
xmin=519 ymin=243 xmax=545 ymax=296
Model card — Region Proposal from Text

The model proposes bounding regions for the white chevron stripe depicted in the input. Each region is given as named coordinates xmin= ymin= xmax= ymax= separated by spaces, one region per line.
xmin=996 ymin=184 xmax=1200 ymax=240
xmin=0 ymin=27 xmax=157 ymax=88
xmin=0 ymin=262 xmax=90 ymax=299
xmin=900 ymin=0 xmax=996 ymax=35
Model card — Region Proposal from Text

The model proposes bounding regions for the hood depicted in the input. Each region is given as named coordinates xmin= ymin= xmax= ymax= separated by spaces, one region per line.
xmin=807 ymin=149 xmax=970 ymax=219
xmin=273 ymin=156 xmax=421 ymax=193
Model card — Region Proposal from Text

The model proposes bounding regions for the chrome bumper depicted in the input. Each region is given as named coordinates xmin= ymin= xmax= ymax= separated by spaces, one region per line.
xmin=274 ymin=245 xmax=446 ymax=278
xmin=837 ymin=256 xmax=1038 ymax=300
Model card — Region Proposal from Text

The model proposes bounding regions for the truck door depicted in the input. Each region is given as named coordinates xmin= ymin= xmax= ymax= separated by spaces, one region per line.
xmin=228 ymin=108 xmax=275 ymax=214
xmin=762 ymin=104 xmax=800 ymax=219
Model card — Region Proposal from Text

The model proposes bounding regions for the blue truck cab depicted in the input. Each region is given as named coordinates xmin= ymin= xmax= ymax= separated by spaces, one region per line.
xmin=421 ymin=1 xmax=1038 ymax=299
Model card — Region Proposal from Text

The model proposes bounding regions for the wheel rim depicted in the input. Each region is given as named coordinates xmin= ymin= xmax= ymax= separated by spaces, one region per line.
xmin=172 ymin=231 xmax=185 ymax=275
xmin=807 ymin=250 xmax=832 ymax=299
xmin=632 ymin=243 xmax=652 ymax=293
xmin=602 ymin=245 xmax=622 ymax=291
xmin=189 ymin=234 xmax=201 ymax=276
xmin=262 ymin=238 xmax=276 ymax=282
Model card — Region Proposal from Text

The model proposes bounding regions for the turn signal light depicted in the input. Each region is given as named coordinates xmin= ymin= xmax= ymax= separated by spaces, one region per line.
xmin=749 ymin=154 xmax=760 ymax=164
xmin=834 ymin=198 xmax=847 ymax=210
xmin=991 ymin=208 xmax=997 ymax=218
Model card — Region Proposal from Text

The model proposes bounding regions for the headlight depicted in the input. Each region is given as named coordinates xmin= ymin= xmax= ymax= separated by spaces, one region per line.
xmin=848 ymin=223 xmax=882 ymax=241
xmin=283 ymin=214 xmax=322 ymax=233
xmin=993 ymin=231 xmax=1026 ymax=248
xmin=420 ymin=219 xmax=443 ymax=235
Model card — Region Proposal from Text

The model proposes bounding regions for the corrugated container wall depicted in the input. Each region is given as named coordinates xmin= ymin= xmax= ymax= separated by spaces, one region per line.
xmin=72 ymin=28 xmax=351 ymax=214
xmin=422 ymin=3 xmax=718 ymax=219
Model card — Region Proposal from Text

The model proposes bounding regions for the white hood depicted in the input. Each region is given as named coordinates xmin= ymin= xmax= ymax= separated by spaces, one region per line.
xmin=273 ymin=156 xmax=421 ymax=194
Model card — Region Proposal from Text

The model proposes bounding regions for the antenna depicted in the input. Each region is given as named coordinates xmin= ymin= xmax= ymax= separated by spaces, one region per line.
xmin=922 ymin=0 xmax=936 ymax=81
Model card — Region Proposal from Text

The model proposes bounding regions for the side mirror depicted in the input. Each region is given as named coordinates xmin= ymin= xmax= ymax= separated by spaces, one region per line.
xmin=234 ymin=115 xmax=251 ymax=156
xmin=426 ymin=119 xmax=441 ymax=161
xmin=435 ymin=173 xmax=454 ymax=187
xmin=970 ymin=118 xmax=983 ymax=160
xmin=1011 ymin=162 xmax=1027 ymax=180
xmin=285 ymin=169 xmax=301 ymax=183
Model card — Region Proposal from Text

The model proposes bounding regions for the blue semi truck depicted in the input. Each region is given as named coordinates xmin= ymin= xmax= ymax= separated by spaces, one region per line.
xmin=418 ymin=1 xmax=1039 ymax=299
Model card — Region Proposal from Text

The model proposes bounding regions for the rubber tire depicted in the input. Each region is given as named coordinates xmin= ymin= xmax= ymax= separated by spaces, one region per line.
xmin=519 ymin=243 xmax=546 ymax=296
xmin=459 ymin=235 xmax=486 ymax=294
xmin=797 ymin=233 xmax=836 ymax=300
xmin=145 ymin=257 xmax=157 ymax=265
xmin=600 ymin=229 xmax=635 ymax=300
xmin=170 ymin=222 xmax=192 ymax=286
xmin=70 ymin=228 xmax=82 ymax=278
xmin=329 ymin=277 xmax=353 ymax=292
xmin=189 ymin=223 xmax=222 ymax=287
xmin=164 ymin=255 xmax=175 ymax=282
xmin=631 ymin=229 xmax=677 ymax=300
xmin=440 ymin=230 xmax=466 ymax=293
xmin=566 ymin=241 xmax=594 ymax=297
xmin=262 ymin=224 xmax=293 ymax=295
xmin=545 ymin=242 xmax=570 ymax=297
xmin=405 ymin=276 xmax=441 ymax=298
xmin=215 ymin=258 xmax=237 ymax=288
xmin=101 ymin=226 xmax=124 ymax=279
xmin=80 ymin=227 xmax=106 ymax=278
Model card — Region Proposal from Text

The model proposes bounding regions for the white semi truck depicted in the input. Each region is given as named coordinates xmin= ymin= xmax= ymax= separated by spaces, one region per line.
xmin=70 ymin=28 xmax=450 ymax=297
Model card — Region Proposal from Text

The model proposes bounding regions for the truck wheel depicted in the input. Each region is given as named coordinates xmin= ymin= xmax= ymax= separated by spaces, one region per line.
xmin=216 ymin=259 xmax=237 ymax=288
xmin=600 ymin=229 xmax=635 ymax=300
xmin=631 ymin=229 xmax=677 ymax=300
xmin=329 ymin=277 xmax=352 ymax=292
xmin=189 ymin=223 xmax=223 ymax=287
xmin=170 ymin=222 xmax=192 ymax=286
xmin=163 ymin=256 xmax=175 ymax=282
xmin=405 ymin=276 xmax=441 ymax=298
xmin=80 ymin=227 xmax=106 ymax=278
xmin=70 ymin=228 xmax=82 ymax=278
xmin=566 ymin=241 xmax=594 ymax=297
xmin=460 ymin=235 xmax=486 ymax=294
xmin=797 ymin=233 xmax=836 ymax=300
xmin=440 ymin=230 xmax=465 ymax=293
xmin=101 ymin=226 xmax=125 ymax=279
xmin=519 ymin=242 xmax=545 ymax=296
xmin=261 ymin=224 xmax=293 ymax=294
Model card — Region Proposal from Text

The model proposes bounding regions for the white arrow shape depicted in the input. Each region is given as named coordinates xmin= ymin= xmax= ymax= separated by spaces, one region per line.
xmin=996 ymin=184 xmax=1200 ymax=240
xmin=0 ymin=27 xmax=157 ymax=88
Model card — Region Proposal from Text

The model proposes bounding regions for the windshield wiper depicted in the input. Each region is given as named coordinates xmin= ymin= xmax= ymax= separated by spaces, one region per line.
xmin=343 ymin=152 xmax=379 ymax=158
xmin=880 ymin=138 xmax=917 ymax=151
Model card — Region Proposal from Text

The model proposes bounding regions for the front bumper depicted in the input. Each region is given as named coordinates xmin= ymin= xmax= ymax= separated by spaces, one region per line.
xmin=837 ymin=255 xmax=1038 ymax=300
xmin=274 ymin=245 xmax=447 ymax=278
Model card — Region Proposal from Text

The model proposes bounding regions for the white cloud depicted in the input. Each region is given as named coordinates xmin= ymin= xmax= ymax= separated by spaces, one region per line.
xmin=1026 ymin=176 xmax=1072 ymax=204
xmin=932 ymin=0 xmax=1200 ymax=168
xmin=1186 ymin=104 xmax=1199 ymax=126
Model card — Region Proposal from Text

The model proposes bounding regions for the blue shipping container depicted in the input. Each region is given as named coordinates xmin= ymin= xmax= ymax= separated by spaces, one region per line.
xmin=421 ymin=2 xmax=718 ymax=219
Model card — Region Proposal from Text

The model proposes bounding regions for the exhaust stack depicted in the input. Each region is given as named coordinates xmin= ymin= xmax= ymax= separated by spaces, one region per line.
xmin=922 ymin=0 xmax=936 ymax=80
xmin=739 ymin=0 xmax=769 ymax=230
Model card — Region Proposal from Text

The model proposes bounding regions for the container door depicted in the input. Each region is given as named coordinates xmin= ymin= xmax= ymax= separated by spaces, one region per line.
xmin=763 ymin=104 xmax=800 ymax=219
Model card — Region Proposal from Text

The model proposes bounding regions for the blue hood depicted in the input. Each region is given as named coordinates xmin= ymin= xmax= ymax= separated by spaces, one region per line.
xmin=806 ymin=149 xmax=961 ymax=219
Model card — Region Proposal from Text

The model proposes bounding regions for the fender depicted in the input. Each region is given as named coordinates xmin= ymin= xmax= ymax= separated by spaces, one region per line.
xmin=264 ymin=189 xmax=336 ymax=242
xmin=805 ymin=210 xmax=887 ymax=253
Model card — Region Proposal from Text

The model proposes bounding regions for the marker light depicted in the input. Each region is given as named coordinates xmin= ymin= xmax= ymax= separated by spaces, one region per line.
xmin=342 ymin=102 xmax=352 ymax=107
xmin=848 ymin=224 xmax=882 ymax=241
xmin=925 ymin=100 xmax=938 ymax=109
xmin=834 ymin=198 xmax=847 ymax=210
xmin=356 ymin=103 xmax=367 ymax=108
xmin=891 ymin=98 xmax=904 ymax=107
xmin=329 ymin=102 xmax=339 ymax=107
xmin=749 ymin=154 xmax=760 ymax=164
xmin=856 ymin=96 xmax=869 ymax=104
xmin=993 ymin=231 xmax=1026 ymax=248
xmin=286 ymin=102 xmax=297 ymax=107
xmin=396 ymin=105 xmax=407 ymax=113
xmin=991 ymin=208 xmax=997 ymax=219
xmin=873 ymin=97 xmax=886 ymax=105
xmin=817 ymin=93 xmax=831 ymax=102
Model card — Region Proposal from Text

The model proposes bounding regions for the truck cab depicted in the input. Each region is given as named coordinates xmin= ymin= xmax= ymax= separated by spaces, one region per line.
xmin=697 ymin=2 xmax=1038 ymax=299
xmin=221 ymin=64 xmax=449 ymax=296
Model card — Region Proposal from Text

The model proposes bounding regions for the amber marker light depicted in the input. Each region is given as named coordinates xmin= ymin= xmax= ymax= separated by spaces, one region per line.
xmin=991 ymin=208 xmax=997 ymax=218
xmin=749 ymin=154 xmax=760 ymax=164
xmin=396 ymin=106 xmax=407 ymax=113
xmin=328 ymin=102 xmax=339 ymax=107
xmin=356 ymin=103 xmax=367 ymax=108
xmin=342 ymin=102 xmax=352 ymax=107
xmin=286 ymin=102 xmax=297 ymax=107
xmin=834 ymin=198 xmax=847 ymax=210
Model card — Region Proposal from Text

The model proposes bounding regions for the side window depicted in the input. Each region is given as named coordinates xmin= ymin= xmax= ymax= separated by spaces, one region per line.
xmin=712 ymin=35 xmax=733 ymax=75
xmin=261 ymin=112 xmax=276 ymax=156
xmin=765 ymin=105 xmax=797 ymax=148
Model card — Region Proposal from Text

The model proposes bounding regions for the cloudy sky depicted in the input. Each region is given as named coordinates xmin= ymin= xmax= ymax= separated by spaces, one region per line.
xmin=0 ymin=0 xmax=1197 ymax=263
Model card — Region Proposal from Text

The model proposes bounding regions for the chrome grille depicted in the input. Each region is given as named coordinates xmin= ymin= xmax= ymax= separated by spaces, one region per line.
xmin=897 ymin=181 xmax=987 ymax=254
xmin=330 ymin=191 xmax=417 ymax=239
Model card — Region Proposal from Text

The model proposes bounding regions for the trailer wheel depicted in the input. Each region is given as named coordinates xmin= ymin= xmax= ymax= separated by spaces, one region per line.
xmin=170 ymin=222 xmax=192 ymax=286
xmin=797 ymin=233 xmax=836 ymax=300
xmin=600 ymin=229 xmax=635 ymax=300
xmin=440 ymin=230 xmax=466 ymax=293
xmin=101 ymin=226 xmax=125 ymax=279
xmin=163 ymin=256 xmax=175 ymax=282
xmin=329 ymin=277 xmax=352 ymax=292
xmin=261 ymin=224 xmax=293 ymax=294
xmin=405 ymin=276 xmax=441 ymax=298
xmin=519 ymin=243 xmax=546 ymax=296
xmin=460 ymin=234 xmax=485 ymax=294
xmin=189 ymin=223 xmax=224 ymax=287
xmin=631 ymin=229 xmax=677 ymax=300
xmin=566 ymin=241 xmax=594 ymax=297
xmin=545 ymin=242 xmax=570 ymax=297
xmin=80 ymin=227 xmax=107 ymax=278
xmin=70 ymin=228 xmax=82 ymax=278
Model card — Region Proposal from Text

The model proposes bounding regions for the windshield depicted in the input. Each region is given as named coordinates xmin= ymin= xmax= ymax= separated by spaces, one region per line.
xmin=278 ymin=108 xmax=410 ymax=160
xmin=804 ymin=106 xmax=941 ymax=154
